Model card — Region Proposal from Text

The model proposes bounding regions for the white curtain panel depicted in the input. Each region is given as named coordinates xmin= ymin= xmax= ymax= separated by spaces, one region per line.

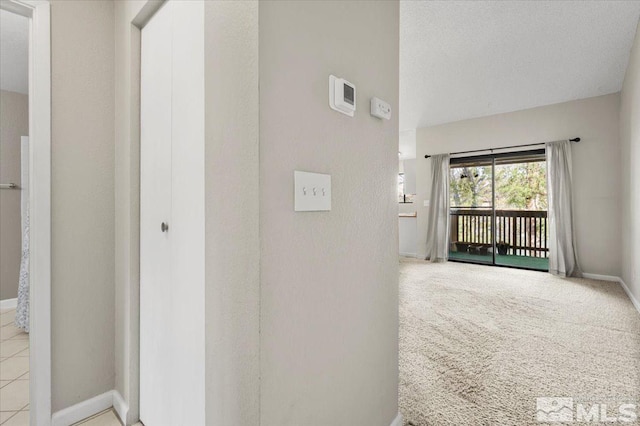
xmin=546 ymin=140 xmax=581 ymax=277
xmin=425 ymin=154 xmax=451 ymax=262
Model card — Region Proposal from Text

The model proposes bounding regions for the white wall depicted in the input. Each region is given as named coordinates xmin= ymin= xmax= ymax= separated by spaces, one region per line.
xmin=415 ymin=94 xmax=622 ymax=276
xmin=399 ymin=217 xmax=417 ymax=257
xmin=259 ymin=2 xmax=399 ymax=425
xmin=403 ymin=159 xmax=417 ymax=195
xmin=620 ymin=20 xmax=640 ymax=303
xmin=203 ymin=1 xmax=260 ymax=425
xmin=0 ymin=90 xmax=27 ymax=300
xmin=51 ymin=0 xmax=115 ymax=411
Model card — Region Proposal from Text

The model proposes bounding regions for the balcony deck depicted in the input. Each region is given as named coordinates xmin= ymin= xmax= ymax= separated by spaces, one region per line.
xmin=448 ymin=251 xmax=549 ymax=271
xmin=450 ymin=208 xmax=549 ymax=271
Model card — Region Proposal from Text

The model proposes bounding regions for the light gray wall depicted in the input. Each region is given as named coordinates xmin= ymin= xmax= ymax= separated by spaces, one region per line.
xmin=51 ymin=0 xmax=115 ymax=411
xmin=259 ymin=2 xmax=400 ymax=425
xmin=0 ymin=90 xmax=27 ymax=301
xmin=204 ymin=1 xmax=260 ymax=425
xmin=620 ymin=20 xmax=640 ymax=303
xmin=415 ymin=94 xmax=622 ymax=276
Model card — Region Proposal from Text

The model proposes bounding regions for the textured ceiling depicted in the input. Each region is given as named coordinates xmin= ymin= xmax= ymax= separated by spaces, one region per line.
xmin=400 ymin=1 xmax=640 ymax=130
xmin=1 ymin=9 xmax=29 ymax=95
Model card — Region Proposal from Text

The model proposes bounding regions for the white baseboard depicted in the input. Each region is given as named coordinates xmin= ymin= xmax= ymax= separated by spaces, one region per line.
xmin=582 ymin=273 xmax=640 ymax=315
xmin=113 ymin=390 xmax=128 ymax=425
xmin=52 ymin=390 xmax=127 ymax=426
xmin=52 ymin=391 xmax=113 ymax=426
xmin=617 ymin=278 xmax=640 ymax=315
xmin=0 ymin=298 xmax=17 ymax=310
xmin=399 ymin=252 xmax=417 ymax=258
xmin=390 ymin=412 xmax=403 ymax=426
xmin=54 ymin=389 xmax=394 ymax=426
xmin=581 ymin=273 xmax=619 ymax=282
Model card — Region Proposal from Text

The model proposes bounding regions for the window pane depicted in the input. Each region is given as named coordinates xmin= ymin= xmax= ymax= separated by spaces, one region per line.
xmin=449 ymin=164 xmax=493 ymax=208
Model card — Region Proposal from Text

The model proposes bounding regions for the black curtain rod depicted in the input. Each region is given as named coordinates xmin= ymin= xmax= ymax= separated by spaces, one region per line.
xmin=424 ymin=137 xmax=580 ymax=159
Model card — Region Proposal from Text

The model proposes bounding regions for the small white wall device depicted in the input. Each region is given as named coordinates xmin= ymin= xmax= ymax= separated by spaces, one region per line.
xmin=370 ymin=97 xmax=391 ymax=120
xmin=329 ymin=75 xmax=356 ymax=117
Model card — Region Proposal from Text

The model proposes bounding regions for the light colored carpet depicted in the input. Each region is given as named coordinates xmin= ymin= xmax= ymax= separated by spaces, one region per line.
xmin=399 ymin=258 xmax=640 ymax=425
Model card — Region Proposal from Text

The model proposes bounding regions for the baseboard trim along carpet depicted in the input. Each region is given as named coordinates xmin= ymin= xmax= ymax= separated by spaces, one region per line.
xmin=582 ymin=273 xmax=640 ymax=315
xmin=390 ymin=412 xmax=403 ymax=426
xmin=399 ymin=252 xmax=417 ymax=258
xmin=53 ymin=392 xmax=393 ymax=426
xmin=0 ymin=298 xmax=17 ymax=310
xmin=52 ymin=390 xmax=127 ymax=426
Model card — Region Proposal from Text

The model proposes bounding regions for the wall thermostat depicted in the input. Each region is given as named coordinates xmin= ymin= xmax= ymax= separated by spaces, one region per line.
xmin=370 ymin=97 xmax=391 ymax=120
xmin=329 ymin=75 xmax=356 ymax=117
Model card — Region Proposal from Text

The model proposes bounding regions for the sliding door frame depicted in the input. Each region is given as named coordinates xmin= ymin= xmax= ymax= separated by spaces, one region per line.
xmin=491 ymin=156 xmax=497 ymax=266
xmin=449 ymin=149 xmax=547 ymax=272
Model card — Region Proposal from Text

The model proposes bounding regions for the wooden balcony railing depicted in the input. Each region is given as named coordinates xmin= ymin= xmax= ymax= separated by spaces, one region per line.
xmin=450 ymin=209 xmax=548 ymax=258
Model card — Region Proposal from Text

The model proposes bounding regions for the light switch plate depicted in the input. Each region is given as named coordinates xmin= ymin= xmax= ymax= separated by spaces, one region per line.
xmin=423 ymin=200 xmax=430 ymax=207
xmin=294 ymin=171 xmax=331 ymax=212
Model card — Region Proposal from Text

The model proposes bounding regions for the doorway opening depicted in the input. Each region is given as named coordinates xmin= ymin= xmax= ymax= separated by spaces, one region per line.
xmin=0 ymin=7 xmax=30 ymax=422
xmin=0 ymin=0 xmax=51 ymax=424
xmin=448 ymin=149 xmax=549 ymax=271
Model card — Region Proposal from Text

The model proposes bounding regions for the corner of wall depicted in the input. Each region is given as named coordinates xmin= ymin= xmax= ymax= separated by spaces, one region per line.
xmin=619 ymin=17 xmax=640 ymax=303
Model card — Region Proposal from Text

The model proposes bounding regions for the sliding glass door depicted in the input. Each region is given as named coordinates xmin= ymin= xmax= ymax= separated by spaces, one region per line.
xmin=449 ymin=158 xmax=494 ymax=265
xmin=448 ymin=150 xmax=549 ymax=271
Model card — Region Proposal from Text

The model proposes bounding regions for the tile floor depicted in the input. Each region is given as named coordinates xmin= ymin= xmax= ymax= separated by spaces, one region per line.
xmin=74 ymin=409 xmax=141 ymax=425
xmin=0 ymin=307 xmax=29 ymax=426
xmin=1 ymin=307 xmax=141 ymax=426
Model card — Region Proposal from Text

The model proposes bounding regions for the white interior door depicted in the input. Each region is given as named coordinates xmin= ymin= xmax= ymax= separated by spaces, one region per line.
xmin=140 ymin=3 xmax=174 ymax=424
xmin=140 ymin=1 xmax=205 ymax=424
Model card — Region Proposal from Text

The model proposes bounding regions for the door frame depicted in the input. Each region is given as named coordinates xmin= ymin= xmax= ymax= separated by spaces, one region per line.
xmin=117 ymin=1 xmax=167 ymax=423
xmin=448 ymin=149 xmax=548 ymax=272
xmin=0 ymin=1 xmax=51 ymax=424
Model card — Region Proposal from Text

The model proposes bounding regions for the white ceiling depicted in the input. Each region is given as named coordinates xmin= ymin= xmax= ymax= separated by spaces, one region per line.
xmin=400 ymin=1 xmax=640 ymax=131
xmin=1 ymin=9 xmax=29 ymax=95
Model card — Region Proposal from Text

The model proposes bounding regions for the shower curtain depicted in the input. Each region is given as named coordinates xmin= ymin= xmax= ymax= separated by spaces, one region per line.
xmin=15 ymin=137 xmax=29 ymax=332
